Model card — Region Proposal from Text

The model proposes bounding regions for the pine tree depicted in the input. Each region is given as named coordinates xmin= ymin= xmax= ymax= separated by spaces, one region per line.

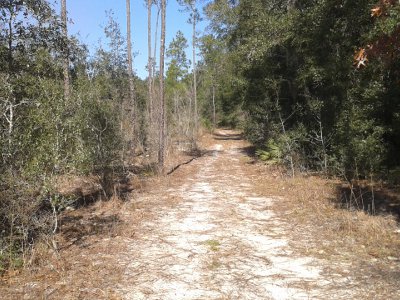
xmin=126 ymin=0 xmax=136 ymax=149
xmin=158 ymin=0 xmax=167 ymax=172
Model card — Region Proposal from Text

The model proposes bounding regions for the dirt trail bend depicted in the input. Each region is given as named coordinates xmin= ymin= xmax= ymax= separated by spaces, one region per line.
xmin=115 ymin=129 xmax=348 ymax=299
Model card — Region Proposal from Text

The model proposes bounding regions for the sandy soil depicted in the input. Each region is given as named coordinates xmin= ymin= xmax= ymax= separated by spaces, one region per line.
xmin=114 ymin=129 xmax=351 ymax=299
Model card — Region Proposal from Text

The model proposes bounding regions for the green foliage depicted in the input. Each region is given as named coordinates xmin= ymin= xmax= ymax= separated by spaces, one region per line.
xmin=335 ymin=108 xmax=387 ymax=178
xmin=167 ymin=31 xmax=189 ymax=79
xmin=201 ymin=117 xmax=213 ymax=132
xmin=256 ymin=139 xmax=282 ymax=164
xmin=200 ymin=0 xmax=400 ymax=178
xmin=0 ymin=1 xmax=137 ymax=271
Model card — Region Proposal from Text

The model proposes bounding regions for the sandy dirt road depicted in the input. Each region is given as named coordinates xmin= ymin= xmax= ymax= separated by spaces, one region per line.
xmin=114 ymin=129 xmax=351 ymax=300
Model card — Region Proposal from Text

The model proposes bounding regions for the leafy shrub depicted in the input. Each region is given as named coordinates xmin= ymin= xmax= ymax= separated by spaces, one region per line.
xmin=256 ymin=139 xmax=282 ymax=164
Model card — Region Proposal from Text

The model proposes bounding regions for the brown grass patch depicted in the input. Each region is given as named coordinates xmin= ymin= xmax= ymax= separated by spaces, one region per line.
xmin=252 ymin=170 xmax=400 ymax=258
xmin=252 ymin=165 xmax=400 ymax=298
xmin=0 ymin=195 xmax=133 ymax=298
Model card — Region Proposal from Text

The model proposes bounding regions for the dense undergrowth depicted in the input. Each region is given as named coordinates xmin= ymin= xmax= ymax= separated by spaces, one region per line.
xmin=202 ymin=0 xmax=400 ymax=182
xmin=0 ymin=2 xmax=131 ymax=271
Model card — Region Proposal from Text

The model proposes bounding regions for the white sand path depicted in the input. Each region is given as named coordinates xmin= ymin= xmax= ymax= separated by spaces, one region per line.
xmin=115 ymin=131 xmax=352 ymax=299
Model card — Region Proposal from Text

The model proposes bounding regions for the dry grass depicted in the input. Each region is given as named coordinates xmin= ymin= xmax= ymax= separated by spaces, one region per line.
xmin=268 ymin=175 xmax=399 ymax=259
xmin=0 ymin=195 xmax=132 ymax=299
xmin=252 ymin=165 xmax=400 ymax=298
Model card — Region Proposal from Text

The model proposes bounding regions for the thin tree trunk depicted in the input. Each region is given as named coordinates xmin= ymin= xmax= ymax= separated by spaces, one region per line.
xmin=275 ymin=91 xmax=295 ymax=178
xmin=152 ymin=5 xmax=160 ymax=144
xmin=7 ymin=5 xmax=13 ymax=73
xmin=5 ymin=101 xmax=14 ymax=154
xmin=153 ymin=6 xmax=160 ymax=89
xmin=318 ymin=119 xmax=328 ymax=173
xmin=120 ymin=98 xmax=125 ymax=162
xmin=212 ymin=84 xmax=216 ymax=129
xmin=158 ymin=0 xmax=166 ymax=172
xmin=126 ymin=0 xmax=135 ymax=148
xmin=192 ymin=8 xmax=198 ymax=135
xmin=5 ymin=3 xmax=14 ymax=157
xmin=147 ymin=0 xmax=153 ymax=127
xmin=61 ymin=0 xmax=70 ymax=101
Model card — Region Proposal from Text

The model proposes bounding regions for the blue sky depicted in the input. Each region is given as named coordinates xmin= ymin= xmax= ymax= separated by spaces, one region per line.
xmin=58 ymin=0 xmax=209 ymax=79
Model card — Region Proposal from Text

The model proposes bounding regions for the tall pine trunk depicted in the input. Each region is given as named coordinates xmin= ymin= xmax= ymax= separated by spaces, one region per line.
xmin=153 ymin=7 xmax=160 ymax=95
xmin=147 ymin=0 xmax=153 ymax=127
xmin=61 ymin=0 xmax=69 ymax=101
xmin=126 ymin=0 xmax=135 ymax=148
xmin=192 ymin=10 xmax=198 ymax=136
xmin=158 ymin=0 xmax=166 ymax=172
